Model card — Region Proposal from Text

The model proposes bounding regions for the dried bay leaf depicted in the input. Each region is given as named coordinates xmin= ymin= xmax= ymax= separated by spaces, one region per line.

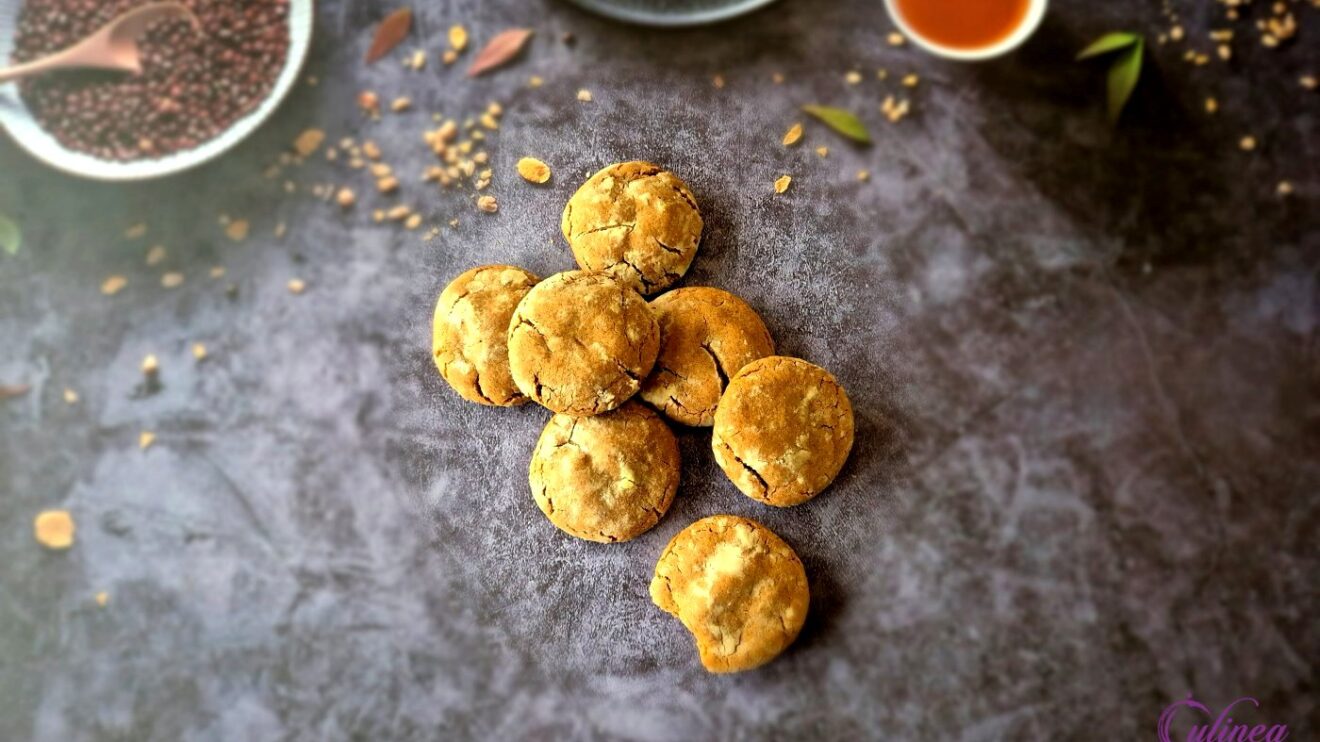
xmin=801 ymin=105 xmax=870 ymax=144
xmin=366 ymin=8 xmax=412 ymax=64
xmin=467 ymin=28 xmax=534 ymax=77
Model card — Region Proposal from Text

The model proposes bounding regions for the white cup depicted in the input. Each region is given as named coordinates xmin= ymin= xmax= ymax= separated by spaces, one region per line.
xmin=882 ymin=0 xmax=1049 ymax=61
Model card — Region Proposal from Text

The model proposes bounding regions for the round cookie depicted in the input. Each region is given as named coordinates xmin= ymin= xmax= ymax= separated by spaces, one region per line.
xmin=650 ymin=514 xmax=809 ymax=673
xmin=711 ymin=356 xmax=855 ymax=507
xmin=561 ymin=161 xmax=703 ymax=296
xmin=640 ymin=287 xmax=775 ymax=427
xmin=507 ymin=270 xmax=660 ymax=416
xmin=432 ymin=264 xmax=539 ymax=406
xmin=529 ymin=401 xmax=680 ymax=543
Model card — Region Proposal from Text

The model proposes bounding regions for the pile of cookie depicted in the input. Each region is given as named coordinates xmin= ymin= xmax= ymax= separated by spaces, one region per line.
xmin=431 ymin=161 xmax=855 ymax=673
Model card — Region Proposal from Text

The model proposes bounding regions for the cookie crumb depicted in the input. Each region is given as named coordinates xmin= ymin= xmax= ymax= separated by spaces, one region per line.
xmin=1276 ymin=180 xmax=1293 ymax=197
xmin=902 ymin=73 xmax=919 ymax=87
xmin=577 ymin=89 xmax=593 ymax=102
xmin=449 ymin=24 xmax=468 ymax=52
xmin=771 ymin=72 xmax=785 ymax=84
xmin=477 ymin=195 xmax=499 ymax=213
xmin=139 ymin=430 xmax=156 ymax=450
xmin=713 ymin=74 xmax=726 ymax=89
xmin=528 ymin=75 xmax=544 ymax=88
xmin=63 ymin=388 xmax=79 ymax=405
xmin=161 ymin=271 xmax=184 ymax=289
xmin=391 ymin=96 xmax=412 ymax=113
xmin=210 ymin=266 xmax=226 ymax=279
xmin=517 ymin=157 xmax=552 ymax=183
xmin=101 ymin=275 xmax=128 ymax=296
xmin=124 ymin=223 xmax=148 ymax=240
xmin=192 ymin=343 xmax=208 ymax=361
xmin=887 ymin=31 xmax=906 ymax=46
xmin=1204 ymin=97 xmax=1218 ymax=114
xmin=815 ymin=146 xmax=829 ymax=158
xmin=856 ymin=169 xmax=871 ymax=182
xmin=774 ymin=175 xmax=792 ymax=194
xmin=1239 ymin=135 xmax=1257 ymax=151
xmin=225 ymin=220 xmax=250 ymax=242
xmin=844 ymin=70 xmax=862 ymax=85
xmin=293 ymin=129 xmax=325 ymax=157
xmin=141 ymin=354 xmax=159 ymax=376
xmin=443 ymin=49 xmax=458 ymax=65
xmin=782 ymin=123 xmax=804 ymax=147
xmin=33 ymin=510 xmax=75 ymax=550
xmin=336 ymin=188 xmax=357 ymax=208
xmin=287 ymin=278 xmax=307 ymax=295
xmin=95 ymin=592 xmax=109 ymax=607
xmin=145 ymin=245 xmax=167 ymax=266
xmin=1301 ymin=75 xmax=1317 ymax=90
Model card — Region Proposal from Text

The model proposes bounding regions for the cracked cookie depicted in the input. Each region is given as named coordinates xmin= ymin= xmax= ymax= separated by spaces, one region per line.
xmin=432 ymin=265 xmax=540 ymax=406
xmin=650 ymin=514 xmax=809 ymax=673
xmin=640 ymin=287 xmax=775 ymax=427
xmin=507 ymin=270 xmax=661 ymax=416
xmin=529 ymin=401 xmax=680 ymax=543
xmin=561 ymin=161 xmax=703 ymax=296
xmin=712 ymin=356 xmax=854 ymax=507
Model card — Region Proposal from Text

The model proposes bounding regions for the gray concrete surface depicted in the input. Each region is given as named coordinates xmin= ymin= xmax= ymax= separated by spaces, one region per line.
xmin=1 ymin=0 xmax=1317 ymax=739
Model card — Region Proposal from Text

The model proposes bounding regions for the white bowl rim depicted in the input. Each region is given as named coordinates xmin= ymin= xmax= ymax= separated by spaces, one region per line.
xmin=882 ymin=0 xmax=1048 ymax=62
xmin=0 ymin=0 xmax=314 ymax=182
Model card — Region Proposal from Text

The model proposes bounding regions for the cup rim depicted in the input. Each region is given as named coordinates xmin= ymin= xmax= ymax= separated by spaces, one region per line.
xmin=882 ymin=0 xmax=1048 ymax=61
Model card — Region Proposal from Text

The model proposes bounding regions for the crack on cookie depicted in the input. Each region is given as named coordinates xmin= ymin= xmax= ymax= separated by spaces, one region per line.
xmin=575 ymin=222 xmax=636 ymax=240
xmin=511 ymin=315 xmax=549 ymax=345
xmin=728 ymin=447 xmax=770 ymax=496
xmin=652 ymin=236 xmax=684 ymax=256
xmin=700 ymin=342 xmax=730 ymax=390
xmin=668 ymin=183 xmax=699 ymax=213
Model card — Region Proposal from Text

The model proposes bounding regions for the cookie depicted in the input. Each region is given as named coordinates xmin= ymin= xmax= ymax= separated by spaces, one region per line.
xmin=529 ymin=401 xmax=680 ymax=543
xmin=507 ymin=270 xmax=661 ymax=416
xmin=650 ymin=514 xmax=809 ymax=673
xmin=432 ymin=264 xmax=539 ymax=406
xmin=640 ymin=287 xmax=775 ymax=427
xmin=561 ymin=161 xmax=703 ymax=296
xmin=711 ymin=356 xmax=854 ymax=507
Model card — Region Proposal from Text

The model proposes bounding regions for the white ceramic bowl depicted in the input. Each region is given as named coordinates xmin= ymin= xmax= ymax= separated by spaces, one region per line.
xmin=0 ymin=0 xmax=313 ymax=181
xmin=883 ymin=0 xmax=1047 ymax=61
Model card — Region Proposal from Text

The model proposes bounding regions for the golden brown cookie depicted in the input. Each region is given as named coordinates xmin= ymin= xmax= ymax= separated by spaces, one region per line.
xmin=529 ymin=401 xmax=680 ymax=543
xmin=561 ymin=161 xmax=703 ymax=296
xmin=712 ymin=356 xmax=854 ymax=507
xmin=507 ymin=270 xmax=660 ymax=416
xmin=432 ymin=264 xmax=539 ymax=406
xmin=640 ymin=287 xmax=775 ymax=427
xmin=650 ymin=514 xmax=809 ymax=673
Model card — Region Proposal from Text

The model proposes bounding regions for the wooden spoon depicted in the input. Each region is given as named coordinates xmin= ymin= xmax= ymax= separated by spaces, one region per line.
xmin=0 ymin=3 xmax=200 ymax=84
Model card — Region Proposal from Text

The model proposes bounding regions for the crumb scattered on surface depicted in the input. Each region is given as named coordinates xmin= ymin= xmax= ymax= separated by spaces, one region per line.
xmin=34 ymin=510 xmax=75 ymax=550
xmin=517 ymin=157 xmax=552 ymax=183
xmin=95 ymin=592 xmax=109 ymax=607
xmin=141 ymin=354 xmax=159 ymax=376
xmin=782 ymin=123 xmax=803 ymax=146
xmin=225 ymin=220 xmax=250 ymax=242
xmin=449 ymin=24 xmax=468 ymax=52
xmin=145 ymin=245 xmax=167 ymax=266
xmin=856 ymin=169 xmax=871 ymax=182
xmin=844 ymin=70 xmax=862 ymax=85
xmin=101 ymin=275 xmax=128 ymax=295
xmin=1205 ymin=97 xmax=1218 ymax=113
xmin=63 ymin=388 xmax=79 ymax=404
xmin=139 ymin=431 xmax=156 ymax=450
xmin=477 ymin=195 xmax=499 ymax=213
xmin=287 ymin=278 xmax=307 ymax=295
xmin=192 ymin=343 xmax=208 ymax=361
xmin=1276 ymin=180 xmax=1293 ymax=196
xmin=577 ymin=89 xmax=592 ymax=102
xmin=293 ymin=129 xmax=325 ymax=157
xmin=902 ymin=73 xmax=919 ymax=87
xmin=1239 ymin=135 xmax=1257 ymax=151
xmin=713 ymin=74 xmax=725 ymax=89
xmin=815 ymin=146 xmax=829 ymax=158
xmin=887 ymin=31 xmax=906 ymax=46
xmin=124 ymin=223 xmax=147 ymax=240
xmin=774 ymin=175 xmax=792 ymax=194
xmin=161 ymin=272 xmax=184 ymax=289
xmin=336 ymin=188 xmax=356 ymax=208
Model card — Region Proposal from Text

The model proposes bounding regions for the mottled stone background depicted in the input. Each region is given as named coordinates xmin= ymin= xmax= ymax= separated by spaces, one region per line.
xmin=1 ymin=0 xmax=1317 ymax=739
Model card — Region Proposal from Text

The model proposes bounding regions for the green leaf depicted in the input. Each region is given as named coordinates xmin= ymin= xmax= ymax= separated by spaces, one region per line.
xmin=1106 ymin=40 xmax=1144 ymax=123
xmin=801 ymin=105 xmax=871 ymax=144
xmin=1077 ymin=31 xmax=1140 ymax=60
xmin=0 ymin=214 xmax=19 ymax=256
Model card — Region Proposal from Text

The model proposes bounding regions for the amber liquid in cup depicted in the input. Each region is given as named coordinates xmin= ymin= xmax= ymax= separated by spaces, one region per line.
xmin=892 ymin=0 xmax=1032 ymax=51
